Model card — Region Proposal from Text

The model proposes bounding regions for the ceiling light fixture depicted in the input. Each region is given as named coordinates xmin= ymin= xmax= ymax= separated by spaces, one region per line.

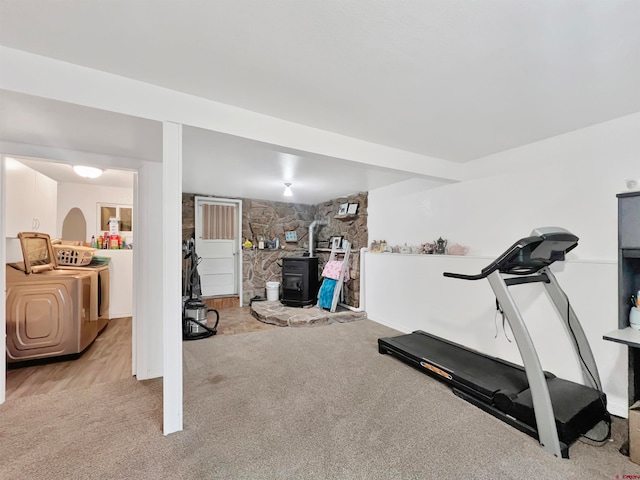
xmin=283 ymin=183 xmax=293 ymax=197
xmin=73 ymin=165 xmax=103 ymax=179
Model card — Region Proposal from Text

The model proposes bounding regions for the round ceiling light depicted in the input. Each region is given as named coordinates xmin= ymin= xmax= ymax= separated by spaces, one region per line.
xmin=73 ymin=165 xmax=103 ymax=178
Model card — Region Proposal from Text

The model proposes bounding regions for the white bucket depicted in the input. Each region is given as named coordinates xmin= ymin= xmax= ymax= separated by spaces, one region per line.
xmin=266 ymin=281 xmax=280 ymax=301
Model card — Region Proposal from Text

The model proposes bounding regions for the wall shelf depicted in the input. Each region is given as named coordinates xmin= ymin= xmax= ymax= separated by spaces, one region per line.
xmin=603 ymin=327 xmax=640 ymax=349
xmin=334 ymin=214 xmax=358 ymax=220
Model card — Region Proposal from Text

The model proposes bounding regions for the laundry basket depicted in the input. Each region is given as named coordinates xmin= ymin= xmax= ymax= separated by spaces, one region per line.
xmin=53 ymin=244 xmax=96 ymax=266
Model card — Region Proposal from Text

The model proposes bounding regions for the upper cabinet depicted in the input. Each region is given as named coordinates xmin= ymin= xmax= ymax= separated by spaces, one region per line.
xmin=5 ymin=161 xmax=57 ymax=238
xmin=620 ymin=192 xmax=640 ymax=249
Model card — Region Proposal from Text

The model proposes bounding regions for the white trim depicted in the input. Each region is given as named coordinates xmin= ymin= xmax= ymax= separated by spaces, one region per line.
xmin=133 ymin=166 xmax=148 ymax=379
xmin=238 ymin=200 xmax=243 ymax=306
xmin=194 ymin=196 xmax=243 ymax=303
xmin=163 ymin=122 xmax=183 ymax=435
xmin=1 ymin=156 xmax=7 ymax=404
xmin=132 ymin=173 xmax=138 ymax=376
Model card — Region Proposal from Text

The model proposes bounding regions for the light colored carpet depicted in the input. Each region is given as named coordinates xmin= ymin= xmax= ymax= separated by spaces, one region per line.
xmin=1 ymin=319 xmax=639 ymax=479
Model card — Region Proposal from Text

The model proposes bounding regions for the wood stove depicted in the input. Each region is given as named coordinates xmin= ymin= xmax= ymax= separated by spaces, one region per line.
xmin=281 ymin=257 xmax=319 ymax=307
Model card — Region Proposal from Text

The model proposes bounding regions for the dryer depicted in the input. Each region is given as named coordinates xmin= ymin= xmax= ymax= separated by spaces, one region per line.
xmin=5 ymin=232 xmax=100 ymax=364
xmin=58 ymin=262 xmax=110 ymax=334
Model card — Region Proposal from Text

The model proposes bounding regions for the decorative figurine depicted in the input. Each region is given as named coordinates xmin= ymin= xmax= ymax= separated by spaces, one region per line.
xmin=435 ymin=237 xmax=448 ymax=255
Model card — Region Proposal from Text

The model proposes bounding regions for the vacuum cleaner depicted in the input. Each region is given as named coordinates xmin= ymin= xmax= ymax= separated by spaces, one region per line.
xmin=182 ymin=238 xmax=219 ymax=341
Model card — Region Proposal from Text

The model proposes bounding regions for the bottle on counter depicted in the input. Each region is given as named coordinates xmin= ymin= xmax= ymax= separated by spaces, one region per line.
xmin=90 ymin=235 xmax=96 ymax=248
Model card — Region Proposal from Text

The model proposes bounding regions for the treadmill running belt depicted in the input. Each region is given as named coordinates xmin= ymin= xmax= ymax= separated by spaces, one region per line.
xmin=378 ymin=330 xmax=607 ymax=446
xmin=380 ymin=330 xmax=534 ymax=401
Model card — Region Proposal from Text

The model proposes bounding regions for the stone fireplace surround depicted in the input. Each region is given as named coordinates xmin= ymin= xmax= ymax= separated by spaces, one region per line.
xmin=182 ymin=192 xmax=367 ymax=308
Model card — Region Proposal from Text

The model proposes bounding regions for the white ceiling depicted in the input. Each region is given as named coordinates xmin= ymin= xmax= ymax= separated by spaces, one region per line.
xmin=0 ymin=89 xmax=423 ymax=203
xmin=182 ymin=126 xmax=428 ymax=204
xmin=0 ymin=90 xmax=163 ymax=163
xmin=1 ymin=1 xmax=639 ymax=200
xmin=7 ymin=156 xmax=136 ymax=190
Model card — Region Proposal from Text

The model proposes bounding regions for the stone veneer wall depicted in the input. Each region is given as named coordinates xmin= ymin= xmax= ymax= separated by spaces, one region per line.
xmin=314 ymin=192 xmax=368 ymax=308
xmin=240 ymin=198 xmax=317 ymax=303
xmin=182 ymin=192 xmax=367 ymax=308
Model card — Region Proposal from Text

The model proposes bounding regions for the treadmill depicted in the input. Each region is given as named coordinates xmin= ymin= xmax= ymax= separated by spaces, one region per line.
xmin=378 ymin=227 xmax=610 ymax=458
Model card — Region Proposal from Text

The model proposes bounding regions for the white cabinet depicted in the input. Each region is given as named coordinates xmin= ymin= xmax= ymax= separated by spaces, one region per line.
xmin=5 ymin=162 xmax=57 ymax=238
xmin=34 ymin=170 xmax=57 ymax=235
xmin=96 ymin=249 xmax=133 ymax=318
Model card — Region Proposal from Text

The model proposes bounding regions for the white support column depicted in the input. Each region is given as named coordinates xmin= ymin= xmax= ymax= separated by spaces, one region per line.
xmin=163 ymin=122 xmax=183 ymax=435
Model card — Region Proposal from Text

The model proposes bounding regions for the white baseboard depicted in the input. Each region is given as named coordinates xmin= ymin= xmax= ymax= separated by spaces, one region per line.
xmin=369 ymin=317 xmax=411 ymax=334
xmin=608 ymin=399 xmax=628 ymax=419
xmin=136 ymin=370 xmax=162 ymax=381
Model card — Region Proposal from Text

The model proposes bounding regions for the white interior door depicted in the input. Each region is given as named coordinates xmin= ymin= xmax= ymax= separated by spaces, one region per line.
xmin=195 ymin=197 xmax=239 ymax=297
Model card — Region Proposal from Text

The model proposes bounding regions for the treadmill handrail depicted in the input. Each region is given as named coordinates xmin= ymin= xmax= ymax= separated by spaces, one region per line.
xmin=443 ymin=238 xmax=537 ymax=281
xmin=443 ymin=271 xmax=490 ymax=281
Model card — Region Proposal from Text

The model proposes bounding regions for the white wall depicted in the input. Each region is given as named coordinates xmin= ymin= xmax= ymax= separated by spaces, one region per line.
xmin=134 ymin=161 xmax=164 ymax=380
xmin=369 ymin=112 xmax=640 ymax=260
xmin=57 ymin=183 xmax=134 ymax=319
xmin=366 ymin=253 xmax=625 ymax=415
xmin=366 ymin=113 xmax=640 ymax=417
xmin=56 ymin=183 xmax=134 ymax=244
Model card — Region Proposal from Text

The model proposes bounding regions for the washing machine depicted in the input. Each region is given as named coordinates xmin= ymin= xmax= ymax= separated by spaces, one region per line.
xmin=5 ymin=232 xmax=101 ymax=364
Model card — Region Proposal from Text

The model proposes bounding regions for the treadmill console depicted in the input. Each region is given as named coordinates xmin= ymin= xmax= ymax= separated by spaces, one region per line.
xmin=497 ymin=227 xmax=578 ymax=275
xmin=445 ymin=227 xmax=578 ymax=280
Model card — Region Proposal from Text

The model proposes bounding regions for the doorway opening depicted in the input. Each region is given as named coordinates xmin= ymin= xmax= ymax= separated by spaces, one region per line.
xmin=194 ymin=196 xmax=243 ymax=303
xmin=2 ymin=155 xmax=136 ymax=401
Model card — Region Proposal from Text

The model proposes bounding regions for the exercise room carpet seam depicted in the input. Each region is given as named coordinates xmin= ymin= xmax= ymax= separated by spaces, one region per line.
xmin=1 ymin=319 xmax=638 ymax=479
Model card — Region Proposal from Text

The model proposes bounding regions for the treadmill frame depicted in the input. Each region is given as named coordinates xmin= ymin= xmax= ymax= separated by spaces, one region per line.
xmin=487 ymin=265 xmax=602 ymax=457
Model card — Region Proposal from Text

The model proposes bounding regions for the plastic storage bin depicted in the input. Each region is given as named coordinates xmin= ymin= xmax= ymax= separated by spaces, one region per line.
xmin=266 ymin=281 xmax=280 ymax=301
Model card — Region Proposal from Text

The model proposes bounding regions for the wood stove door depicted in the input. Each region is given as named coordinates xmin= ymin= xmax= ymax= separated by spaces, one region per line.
xmin=283 ymin=273 xmax=304 ymax=300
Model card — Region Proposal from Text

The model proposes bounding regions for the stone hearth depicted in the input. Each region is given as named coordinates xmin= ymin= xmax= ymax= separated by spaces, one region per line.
xmin=251 ymin=301 xmax=366 ymax=327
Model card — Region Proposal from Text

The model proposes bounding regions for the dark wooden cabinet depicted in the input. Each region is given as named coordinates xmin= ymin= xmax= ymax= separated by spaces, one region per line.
xmin=620 ymin=193 xmax=640 ymax=250
xmin=609 ymin=191 xmax=640 ymax=404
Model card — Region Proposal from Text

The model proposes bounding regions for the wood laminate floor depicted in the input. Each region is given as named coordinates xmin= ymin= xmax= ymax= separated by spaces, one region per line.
xmin=5 ymin=307 xmax=275 ymax=401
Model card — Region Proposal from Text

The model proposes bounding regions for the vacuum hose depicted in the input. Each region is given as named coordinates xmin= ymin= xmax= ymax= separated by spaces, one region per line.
xmin=183 ymin=304 xmax=219 ymax=341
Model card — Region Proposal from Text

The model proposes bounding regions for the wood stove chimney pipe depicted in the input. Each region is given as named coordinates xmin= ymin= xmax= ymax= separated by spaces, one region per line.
xmin=309 ymin=220 xmax=328 ymax=257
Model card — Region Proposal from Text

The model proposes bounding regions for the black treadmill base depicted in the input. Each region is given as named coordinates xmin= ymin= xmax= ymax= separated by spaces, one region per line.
xmin=378 ymin=330 xmax=607 ymax=457
xmin=453 ymin=388 xmax=569 ymax=458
